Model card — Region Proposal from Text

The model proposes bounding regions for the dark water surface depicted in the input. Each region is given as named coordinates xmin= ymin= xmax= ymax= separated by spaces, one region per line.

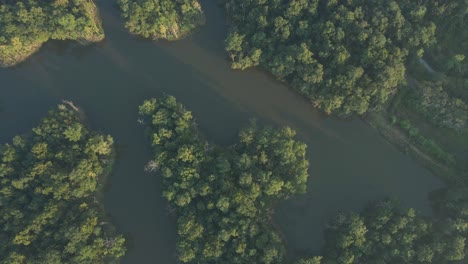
xmin=0 ymin=0 xmax=442 ymax=263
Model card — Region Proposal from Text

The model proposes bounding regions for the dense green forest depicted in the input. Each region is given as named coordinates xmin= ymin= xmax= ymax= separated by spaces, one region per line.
xmin=366 ymin=0 xmax=468 ymax=184
xmin=223 ymin=0 xmax=467 ymax=184
xmin=118 ymin=0 xmax=205 ymax=40
xmin=139 ymin=96 xmax=309 ymax=263
xmin=319 ymin=198 xmax=466 ymax=263
xmin=0 ymin=0 xmax=104 ymax=67
xmin=294 ymin=188 xmax=468 ymax=264
xmin=139 ymin=96 xmax=468 ymax=264
xmin=224 ymin=0 xmax=439 ymax=115
xmin=0 ymin=104 xmax=125 ymax=263
xmin=409 ymin=0 xmax=468 ymax=133
xmin=0 ymin=0 xmax=466 ymax=262
xmin=404 ymin=0 xmax=468 ymax=134
xmin=426 ymin=1 xmax=467 ymax=82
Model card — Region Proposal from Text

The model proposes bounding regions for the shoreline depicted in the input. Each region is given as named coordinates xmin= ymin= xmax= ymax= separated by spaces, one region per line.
xmin=0 ymin=34 xmax=104 ymax=68
xmin=364 ymin=110 xmax=462 ymax=185
xmin=128 ymin=16 xmax=206 ymax=42
xmin=67 ymin=102 xmax=124 ymax=253
xmin=0 ymin=0 xmax=105 ymax=68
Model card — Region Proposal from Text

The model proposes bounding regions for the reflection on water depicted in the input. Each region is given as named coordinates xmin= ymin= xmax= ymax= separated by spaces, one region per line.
xmin=0 ymin=0 xmax=442 ymax=262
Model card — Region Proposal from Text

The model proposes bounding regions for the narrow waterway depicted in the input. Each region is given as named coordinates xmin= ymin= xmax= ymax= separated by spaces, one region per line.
xmin=0 ymin=0 xmax=442 ymax=263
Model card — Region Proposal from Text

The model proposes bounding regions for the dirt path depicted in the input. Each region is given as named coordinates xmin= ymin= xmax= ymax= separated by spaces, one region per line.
xmin=418 ymin=58 xmax=436 ymax=74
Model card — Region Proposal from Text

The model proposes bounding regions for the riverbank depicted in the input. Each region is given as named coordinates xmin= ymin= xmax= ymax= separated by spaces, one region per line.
xmin=67 ymin=101 xmax=123 ymax=245
xmin=0 ymin=34 xmax=104 ymax=68
xmin=0 ymin=0 xmax=443 ymax=260
xmin=364 ymin=59 xmax=468 ymax=186
xmin=365 ymin=109 xmax=462 ymax=184
xmin=0 ymin=42 xmax=44 ymax=68
xmin=160 ymin=8 xmax=206 ymax=42
xmin=160 ymin=15 xmax=206 ymax=42
xmin=0 ymin=0 xmax=104 ymax=68
xmin=117 ymin=0 xmax=205 ymax=42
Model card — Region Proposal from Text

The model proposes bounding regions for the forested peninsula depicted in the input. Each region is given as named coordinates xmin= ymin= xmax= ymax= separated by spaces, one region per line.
xmin=224 ymin=0 xmax=437 ymax=115
xmin=0 ymin=0 xmax=104 ymax=67
xmin=305 ymin=194 xmax=468 ymax=264
xmin=139 ymin=96 xmax=309 ymax=263
xmin=118 ymin=0 xmax=205 ymax=40
xmin=0 ymin=104 xmax=125 ymax=263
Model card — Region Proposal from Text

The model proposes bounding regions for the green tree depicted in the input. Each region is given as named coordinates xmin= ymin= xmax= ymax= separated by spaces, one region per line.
xmin=0 ymin=104 xmax=125 ymax=263
xmin=118 ymin=0 xmax=205 ymax=41
xmin=321 ymin=198 xmax=468 ymax=263
xmin=0 ymin=0 xmax=104 ymax=67
xmin=139 ymin=96 xmax=310 ymax=263
xmin=224 ymin=0 xmax=438 ymax=115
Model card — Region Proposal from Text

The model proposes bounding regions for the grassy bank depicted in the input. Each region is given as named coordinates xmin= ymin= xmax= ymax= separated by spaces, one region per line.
xmin=365 ymin=56 xmax=468 ymax=185
xmin=365 ymin=109 xmax=463 ymax=184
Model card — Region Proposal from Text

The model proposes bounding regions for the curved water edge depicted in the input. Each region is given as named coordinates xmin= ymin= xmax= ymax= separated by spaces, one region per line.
xmin=0 ymin=0 xmax=443 ymax=263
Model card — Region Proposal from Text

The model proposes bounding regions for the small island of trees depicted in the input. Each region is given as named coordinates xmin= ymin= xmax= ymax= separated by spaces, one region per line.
xmin=118 ymin=0 xmax=205 ymax=40
xmin=0 ymin=0 xmax=104 ymax=68
xmin=139 ymin=96 xmax=309 ymax=263
xmin=0 ymin=104 xmax=125 ymax=263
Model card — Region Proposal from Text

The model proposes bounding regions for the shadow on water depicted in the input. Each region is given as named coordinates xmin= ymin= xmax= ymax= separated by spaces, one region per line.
xmin=0 ymin=0 xmax=444 ymax=263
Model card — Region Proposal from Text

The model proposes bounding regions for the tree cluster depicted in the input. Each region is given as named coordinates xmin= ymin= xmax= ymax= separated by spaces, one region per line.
xmin=0 ymin=105 xmax=125 ymax=264
xmin=317 ymin=198 xmax=466 ymax=264
xmin=224 ymin=0 xmax=437 ymax=115
xmin=0 ymin=0 xmax=104 ymax=67
xmin=118 ymin=0 xmax=205 ymax=40
xmin=294 ymin=193 xmax=468 ymax=264
xmin=426 ymin=0 xmax=467 ymax=78
xmin=139 ymin=96 xmax=309 ymax=263
xmin=405 ymin=81 xmax=468 ymax=132
xmin=431 ymin=187 xmax=468 ymax=236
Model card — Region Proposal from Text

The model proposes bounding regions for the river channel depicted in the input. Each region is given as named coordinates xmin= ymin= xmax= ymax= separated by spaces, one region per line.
xmin=0 ymin=0 xmax=442 ymax=263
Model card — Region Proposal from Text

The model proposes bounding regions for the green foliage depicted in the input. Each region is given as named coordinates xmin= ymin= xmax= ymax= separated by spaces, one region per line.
xmin=405 ymin=81 xmax=468 ymax=132
xmin=139 ymin=96 xmax=310 ymax=263
xmin=426 ymin=0 xmax=468 ymax=78
xmin=118 ymin=0 xmax=205 ymax=40
xmin=295 ymin=256 xmax=323 ymax=264
xmin=431 ymin=188 xmax=468 ymax=233
xmin=0 ymin=0 xmax=104 ymax=67
xmin=322 ymin=199 xmax=466 ymax=264
xmin=224 ymin=0 xmax=438 ymax=115
xmin=0 ymin=105 xmax=125 ymax=263
xmin=395 ymin=118 xmax=456 ymax=166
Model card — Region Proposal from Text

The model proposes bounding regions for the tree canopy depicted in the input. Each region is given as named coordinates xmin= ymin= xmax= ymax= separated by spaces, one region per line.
xmin=431 ymin=187 xmax=468 ymax=237
xmin=321 ymin=199 xmax=466 ymax=264
xmin=224 ymin=0 xmax=437 ymax=115
xmin=118 ymin=0 xmax=205 ymax=40
xmin=293 ymin=195 xmax=468 ymax=264
xmin=139 ymin=96 xmax=309 ymax=263
xmin=0 ymin=104 xmax=125 ymax=263
xmin=0 ymin=0 xmax=104 ymax=67
xmin=426 ymin=0 xmax=467 ymax=78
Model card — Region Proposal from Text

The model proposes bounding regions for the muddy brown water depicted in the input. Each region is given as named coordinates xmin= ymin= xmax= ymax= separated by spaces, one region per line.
xmin=0 ymin=0 xmax=442 ymax=262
